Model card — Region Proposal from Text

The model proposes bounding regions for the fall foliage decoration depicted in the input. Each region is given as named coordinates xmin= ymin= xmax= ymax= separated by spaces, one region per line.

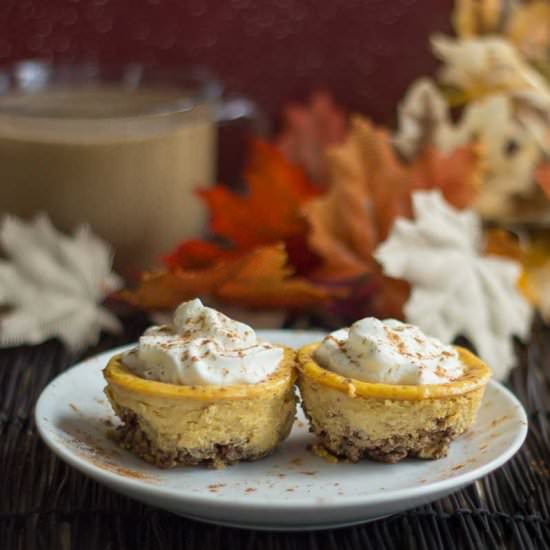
xmin=485 ymin=228 xmax=550 ymax=322
xmin=196 ymin=140 xmax=320 ymax=252
xmin=121 ymin=116 xmax=483 ymax=321
xmin=304 ymin=115 xmax=481 ymax=280
xmin=121 ymin=141 xmax=340 ymax=314
xmin=121 ymin=0 xmax=550 ymax=332
xmin=120 ymin=243 xmax=335 ymax=311
xmin=375 ymin=191 xmax=531 ymax=379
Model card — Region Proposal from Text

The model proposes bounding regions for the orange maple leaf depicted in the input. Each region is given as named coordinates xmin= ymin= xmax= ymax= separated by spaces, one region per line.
xmin=119 ymin=243 xmax=337 ymax=311
xmin=535 ymin=161 xmax=550 ymax=199
xmin=198 ymin=139 xmax=320 ymax=251
xmin=304 ymin=115 xmax=482 ymax=280
xmin=216 ymin=244 xmax=338 ymax=308
xmin=304 ymin=142 xmax=377 ymax=279
xmin=117 ymin=260 xmax=237 ymax=310
xmin=410 ymin=144 xmax=482 ymax=209
xmin=484 ymin=228 xmax=524 ymax=262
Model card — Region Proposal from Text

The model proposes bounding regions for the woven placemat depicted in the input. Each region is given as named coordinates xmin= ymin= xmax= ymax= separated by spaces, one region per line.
xmin=1 ymin=314 xmax=549 ymax=549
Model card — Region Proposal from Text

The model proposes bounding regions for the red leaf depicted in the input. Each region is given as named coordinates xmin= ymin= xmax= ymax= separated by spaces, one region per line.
xmin=163 ymin=239 xmax=236 ymax=270
xmin=198 ymin=139 xmax=320 ymax=250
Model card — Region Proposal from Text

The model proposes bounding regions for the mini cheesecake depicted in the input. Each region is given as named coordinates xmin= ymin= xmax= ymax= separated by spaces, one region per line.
xmin=297 ymin=324 xmax=491 ymax=464
xmin=104 ymin=348 xmax=296 ymax=468
xmin=103 ymin=299 xmax=297 ymax=469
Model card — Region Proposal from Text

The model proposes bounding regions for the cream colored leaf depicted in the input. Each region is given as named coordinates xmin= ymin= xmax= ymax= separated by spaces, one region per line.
xmin=394 ymin=78 xmax=547 ymax=219
xmin=0 ymin=214 xmax=122 ymax=350
xmin=374 ymin=191 xmax=532 ymax=380
xmin=394 ymin=78 xmax=458 ymax=159
xmin=462 ymin=96 xmax=546 ymax=218
xmin=430 ymin=34 xmax=550 ymax=155
xmin=431 ymin=34 xmax=550 ymax=108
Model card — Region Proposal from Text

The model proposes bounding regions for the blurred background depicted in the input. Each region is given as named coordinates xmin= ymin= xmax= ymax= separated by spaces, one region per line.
xmin=0 ymin=0 xmax=451 ymax=125
xmin=0 ymin=0 xmax=454 ymax=276
xmin=3 ymin=0 xmax=547 ymax=355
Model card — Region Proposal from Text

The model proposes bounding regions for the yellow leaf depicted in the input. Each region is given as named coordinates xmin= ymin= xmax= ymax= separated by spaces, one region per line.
xmin=453 ymin=0 xmax=502 ymax=37
xmin=506 ymin=1 xmax=550 ymax=62
xmin=485 ymin=228 xmax=550 ymax=318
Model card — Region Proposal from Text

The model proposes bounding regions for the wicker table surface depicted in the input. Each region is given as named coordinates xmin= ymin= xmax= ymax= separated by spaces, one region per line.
xmin=1 ymin=314 xmax=549 ymax=549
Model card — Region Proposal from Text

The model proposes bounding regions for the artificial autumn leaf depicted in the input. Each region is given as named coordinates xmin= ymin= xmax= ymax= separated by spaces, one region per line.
xmin=375 ymin=191 xmax=532 ymax=380
xmin=483 ymin=228 xmax=534 ymax=301
xmin=453 ymin=0 xmax=550 ymax=64
xmin=119 ymin=243 xmax=335 ymax=311
xmin=304 ymin=116 xmax=415 ymax=280
xmin=117 ymin=260 xmax=238 ymax=310
xmin=276 ymin=92 xmax=347 ymax=185
xmin=535 ymin=161 xmax=550 ymax=200
xmin=453 ymin=0 xmax=501 ymax=38
xmin=351 ymin=116 xmax=413 ymax=241
xmin=519 ymin=236 xmax=550 ymax=322
xmin=410 ymin=144 xmax=482 ymax=209
xmin=484 ymin=228 xmax=524 ymax=261
xmin=216 ymin=244 xmax=338 ymax=309
xmin=431 ymin=34 xmax=550 ymax=108
xmin=163 ymin=239 xmax=238 ymax=270
xmin=303 ymin=134 xmax=378 ymax=279
xmin=394 ymin=78 xmax=456 ymax=160
xmin=506 ymin=0 xmax=550 ymax=63
xmin=0 ymin=215 xmax=122 ymax=350
xmin=304 ymin=116 xmax=481 ymax=280
xmin=395 ymin=76 xmax=550 ymax=222
xmin=484 ymin=227 xmax=550 ymax=320
xmin=456 ymin=96 xmax=547 ymax=220
xmin=198 ymin=139 xmax=319 ymax=251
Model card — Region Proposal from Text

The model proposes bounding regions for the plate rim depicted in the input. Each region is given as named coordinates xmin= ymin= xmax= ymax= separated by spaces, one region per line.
xmin=35 ymin=333 xmax=529 ymax=512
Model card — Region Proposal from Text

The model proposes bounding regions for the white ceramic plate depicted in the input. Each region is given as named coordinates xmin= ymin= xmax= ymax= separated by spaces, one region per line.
xmin=36 ymin=330 xmax=528 ymax=531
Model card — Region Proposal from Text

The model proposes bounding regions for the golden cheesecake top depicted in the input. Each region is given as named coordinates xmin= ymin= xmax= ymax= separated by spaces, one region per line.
xmin=298 ymin=343 xmax=490 ymax=400
xmin=104 ymin=347 xmax=296 ymax=401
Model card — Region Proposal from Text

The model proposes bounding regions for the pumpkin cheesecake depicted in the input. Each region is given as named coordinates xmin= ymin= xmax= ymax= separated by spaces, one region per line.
xmin=297 ymin=318 xmax=491 ymax=464
xmin=104 ymin=299 xmax=296 ymax=468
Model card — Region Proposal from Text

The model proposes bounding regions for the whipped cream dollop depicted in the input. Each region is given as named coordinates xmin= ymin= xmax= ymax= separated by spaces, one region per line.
xmin=315 ymin=318 xmax=464 ymax=385
xmin=123 ymin=299 xmax=283 ymax=386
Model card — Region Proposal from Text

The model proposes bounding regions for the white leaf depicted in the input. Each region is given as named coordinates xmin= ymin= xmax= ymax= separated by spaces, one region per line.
xmin=374 ymin=191 xmax=533 ymax=380
xmin=0 ymin=214 xmax=123 ymax=351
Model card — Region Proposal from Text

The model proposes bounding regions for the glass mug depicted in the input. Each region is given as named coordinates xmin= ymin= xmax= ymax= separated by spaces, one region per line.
xmin=0 ymin=61 xmax=265 ymax=273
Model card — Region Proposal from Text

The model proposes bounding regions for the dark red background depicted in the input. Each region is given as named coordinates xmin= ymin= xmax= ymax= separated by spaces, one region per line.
xmin=0 ymin=0 xmax=453 ymax=124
